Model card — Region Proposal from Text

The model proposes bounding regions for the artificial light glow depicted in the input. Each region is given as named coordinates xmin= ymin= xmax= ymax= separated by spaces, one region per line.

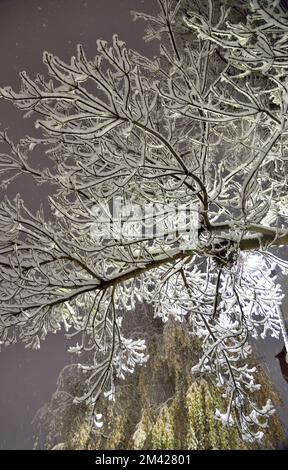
xmin=245 ymin=254 xmax=261 ymax=269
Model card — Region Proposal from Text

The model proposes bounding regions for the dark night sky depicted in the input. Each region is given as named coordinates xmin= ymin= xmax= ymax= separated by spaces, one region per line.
xmin=0 ymin=0 xmax=157 ymax=450
xmin=0 ymin=0 xmax=288 ymax=450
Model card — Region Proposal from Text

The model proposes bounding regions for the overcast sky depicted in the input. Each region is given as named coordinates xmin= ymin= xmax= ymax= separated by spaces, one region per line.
xmin=0 ymin=0 xmax=157 ymax=450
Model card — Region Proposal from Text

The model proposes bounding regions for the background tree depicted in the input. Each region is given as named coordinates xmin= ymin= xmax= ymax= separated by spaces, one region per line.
xmin=1 ymin=0 xmax=288 ymax=442
xmin=34 ymin=318 xmax=285 ymax=450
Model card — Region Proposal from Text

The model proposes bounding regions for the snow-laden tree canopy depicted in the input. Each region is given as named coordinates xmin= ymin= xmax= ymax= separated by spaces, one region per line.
xmin=1 ymin=0 xmax=288 ymax=442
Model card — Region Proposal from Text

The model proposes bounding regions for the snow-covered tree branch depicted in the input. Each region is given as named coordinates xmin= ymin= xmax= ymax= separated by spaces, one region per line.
xmin=1 ymin=0 xmax=288 ymax=442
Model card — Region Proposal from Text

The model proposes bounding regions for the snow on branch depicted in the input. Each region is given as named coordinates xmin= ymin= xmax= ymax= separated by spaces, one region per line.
xmin=1 ymin=0 xmax=288 ymax=441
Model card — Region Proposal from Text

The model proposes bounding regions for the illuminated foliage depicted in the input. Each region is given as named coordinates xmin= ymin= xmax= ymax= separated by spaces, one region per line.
xmin=37 ymin=323 xmax=285 ymax=450
xmin=1 ymin=0 xmax=288 ymax=440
